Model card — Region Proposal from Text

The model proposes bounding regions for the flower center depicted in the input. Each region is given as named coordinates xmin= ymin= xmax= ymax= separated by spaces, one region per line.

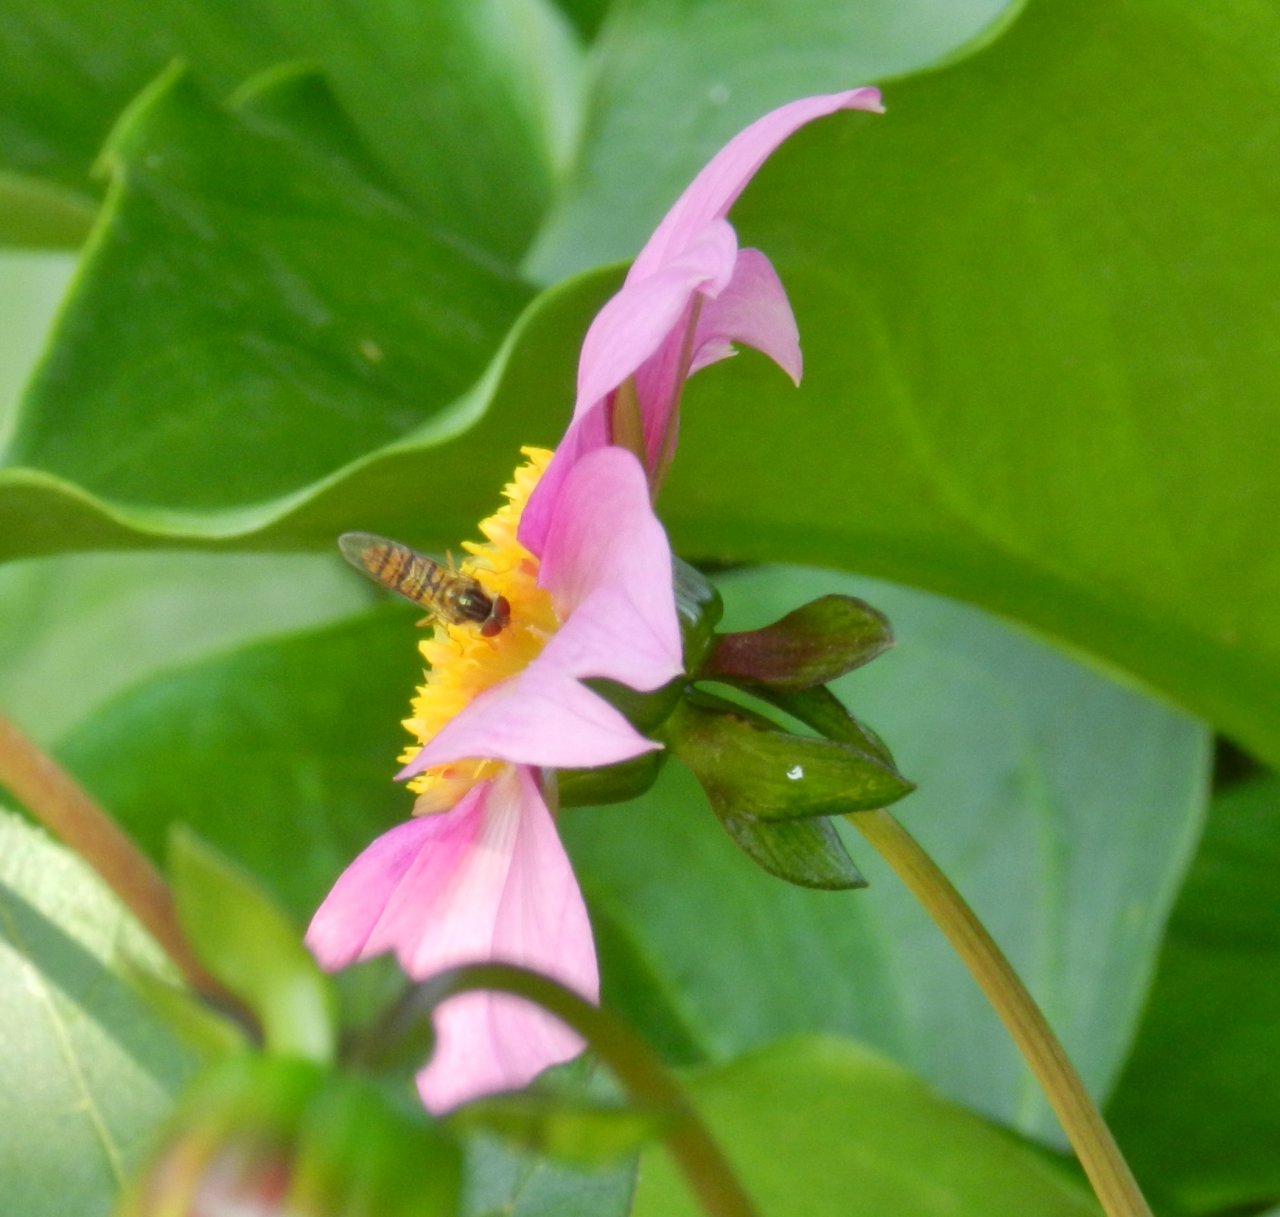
xmin=401 ymin=447 xmax=557 ymax=812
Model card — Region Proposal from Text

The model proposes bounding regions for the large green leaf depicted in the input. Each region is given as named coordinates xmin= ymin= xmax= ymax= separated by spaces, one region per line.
xmin=566 ymin=566 xmax=1209 ymax=1142
xmin=0 ymin=550 xmax=371 ymax=744
xmin=654 ymin=0 xmax=1280 ymax=765
xmin=631 ymin=1036 xmax=1098 ymax=1217
xmin=57 ymin=607 xmax=416 ymax=921
xmin=0 ymin=0 xmax=579 ymax=257
xmin=0 ymin=809 xmax=193 ymax=1217
xmin=1105 ymin=773 xmax=1280 ymax=1215
xmin=3 ymin=66 xmax=533 ymax=513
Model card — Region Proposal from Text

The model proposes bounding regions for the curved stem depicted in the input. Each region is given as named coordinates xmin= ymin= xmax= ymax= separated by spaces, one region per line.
xmin=401 ymin=962 xmax=760 ymax=1217
xmin=0 ymin=712 xmax=237 ymax=1010
xmin=849 ymin=808 xmax=1152 ymax=1217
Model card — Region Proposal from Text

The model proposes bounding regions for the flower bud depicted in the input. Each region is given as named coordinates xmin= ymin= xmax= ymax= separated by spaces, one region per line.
xmin=119 ymin=1053 xmax=461 ymax=1217
xmin=701 ymin=594 xmax=892 ymax=690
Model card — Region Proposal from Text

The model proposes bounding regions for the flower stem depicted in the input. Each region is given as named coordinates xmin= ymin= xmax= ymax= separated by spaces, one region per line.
xmin=405 ymin=962 xmax=760 ymax=1217
xmin=0 ymin=712 xmax=236 ymax=1010
xmin=848 ymin=808 xmax=1152 ymax=1217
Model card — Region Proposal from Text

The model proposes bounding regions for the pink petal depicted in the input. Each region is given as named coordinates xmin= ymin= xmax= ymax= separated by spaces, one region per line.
xmin=537 ymin=446 xmax=682 ymax=688
xmin=306 ymin=807 xmax=482 ymax=968
xmin=307 ymin=768 xmax=599 ymax=1112
xmin=398 ymin=663 xmax=659 ymax=778
xmin=689 ymin=247 xmax=801 ymax=383
xmin=629 ymin=88 xmax=883 ymax=281
xmin=517 ymin=398 xmax=609 ymax=559
xmin=575 ymin=220 xmax=740 ymax=415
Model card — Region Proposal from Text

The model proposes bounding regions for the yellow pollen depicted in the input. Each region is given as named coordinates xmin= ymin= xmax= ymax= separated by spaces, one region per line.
xmin=401 ymin=447 xmax=557 ymax=810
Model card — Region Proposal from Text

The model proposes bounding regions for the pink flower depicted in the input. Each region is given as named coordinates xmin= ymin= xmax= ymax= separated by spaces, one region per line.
xmin=309 ymin=447 xmax=681 ymax=1111
xmin=308 ymin=87 xmax=883 ymax=1112
xmin=519 ymin=87 xmax=883 ymax=552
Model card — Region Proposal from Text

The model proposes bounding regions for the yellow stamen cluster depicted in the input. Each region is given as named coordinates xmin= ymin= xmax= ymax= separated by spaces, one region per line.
xmin=401 ymin=447 xmax=558 ymax=812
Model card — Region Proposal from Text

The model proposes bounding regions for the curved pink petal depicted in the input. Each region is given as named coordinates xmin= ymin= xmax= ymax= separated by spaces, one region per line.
xmin=689 ymin=247 xmax=801 ymax=383
xmin=575 ymin=220 xmax=740 ymax=415
xmin=398 ymin=662 xmax=659 ymax=778
xmin=517 ymin=398 xmax=609 ymax=559
xmin=630 ymin=88 xmax=883 ymax=281
xmin=307 ymin=769 xmax=598 ymax=1112
xmin=537 ymin=446 xmax=681 ymax=687
xmin=307 ymin=810 xmax=480 ymax=968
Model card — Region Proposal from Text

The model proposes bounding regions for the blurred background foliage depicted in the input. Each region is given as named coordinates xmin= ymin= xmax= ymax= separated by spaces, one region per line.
xmin=0 ymin=1 xmax=1275 ymax=1214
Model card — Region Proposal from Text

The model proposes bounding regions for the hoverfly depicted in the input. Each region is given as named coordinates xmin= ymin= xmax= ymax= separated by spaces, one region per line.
xmin=338 ymin=531 xmax=511 ymax=637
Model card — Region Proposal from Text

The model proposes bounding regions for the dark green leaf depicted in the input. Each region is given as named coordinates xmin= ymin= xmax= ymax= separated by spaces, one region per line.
xmin=702 ymin=593 xmax=892 ymax=689
xmin=1106 ymin=774 xmax=1280 ymax=1215
xmin=665 ymin=689 xmax=914 ymax=822
xmin=169 ymin=828 xmax=336 ymax=1061
xmin=631 ymin=1036 xmax=1098 ymax=1217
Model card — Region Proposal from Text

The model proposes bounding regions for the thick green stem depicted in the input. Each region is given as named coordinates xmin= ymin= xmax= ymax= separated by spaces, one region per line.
xmin=0 ymin=712 xmax=236 ymax=1011
xmin=403 ymin=962 xmax=760 ymax=1217
xmin=849 ymin=808 xmax=1152 ymax=1217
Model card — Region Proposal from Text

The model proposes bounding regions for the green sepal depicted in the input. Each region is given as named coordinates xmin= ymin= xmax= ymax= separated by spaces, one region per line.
xmin=753 ymin=684 xmax=898 ymax=769
xmin=557 ymin=750 xmax=666 ymax=808
xmin=662 ymin=691 xmax=914 ymax=823
xmin=447 ymin=1091 xmax=675 ymax=1164
xmin=674 ymin=557 xmax=724 ymax=673
xmin=719 ymin=813 xmax=868 ymax=891
xmin=169 ymin=827 xmax=337 ymax=1063
xmin=702 ymin=594 xmax=892 ymax=690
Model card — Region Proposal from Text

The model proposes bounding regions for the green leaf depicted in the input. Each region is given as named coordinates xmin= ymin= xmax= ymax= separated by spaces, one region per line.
xmin=0 ymin=550 xmax=371 ymax=746
xmin=651 ymin=0 xmax=1280 ymax=767
xmin=0 ymin=249 xmax=75 ymax=442
xmin=563 ymin=566 xmax=1209 ymax=1142
xmin=631 ymin=1036 xmax=1098 ymax=1217
xmin=702 ymin=593 xmax=893 ymax=689
xmin=0 ymin=171 xmax=96 ymax=247
xmin=0 ymin=808 xmax=194 ymax=1217
xmin=1105 ymin=773 xmax=1280 ymax=1215
xmin=665 ymin=689 xmax=914 ymax=821
xmin=3 ymin=64 xmax=532 ymax=514
xmin=57 ymin=607 xmax=416 ymax=924
xmin=169 ymin=828 xmax=336 ymax=1061
xmin=0 ymin=0 xmax=580 ymax=257
xmin=450 ymin=1092 xmax=672 ymax=1164
xmin=527 ymin=0 xmax=1024 ymax=276
xmin=462 ymin=1133 xmax=637 ymax=1217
